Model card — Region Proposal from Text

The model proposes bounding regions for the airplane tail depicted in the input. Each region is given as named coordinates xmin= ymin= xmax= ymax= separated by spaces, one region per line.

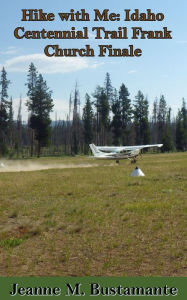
xmin=89 ymin=144 xmax=102 ymax=157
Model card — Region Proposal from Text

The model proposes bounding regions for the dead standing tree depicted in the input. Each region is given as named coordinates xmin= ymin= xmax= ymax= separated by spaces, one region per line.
xmin=71 ymin=84 xmax=82 ymax=155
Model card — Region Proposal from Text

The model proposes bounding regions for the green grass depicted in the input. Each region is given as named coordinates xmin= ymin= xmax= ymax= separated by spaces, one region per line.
xmin=0 ymin=238 xmax=23 ymax=249
xmin=0 ymin=152 xmax=186 ymax=276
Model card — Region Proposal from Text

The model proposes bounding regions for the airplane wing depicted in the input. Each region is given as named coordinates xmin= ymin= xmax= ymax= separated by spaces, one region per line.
xmin=121 ymin=144 xmax=163 ymax=150
xmin=97 ymin=144 xmax=163 ymax=153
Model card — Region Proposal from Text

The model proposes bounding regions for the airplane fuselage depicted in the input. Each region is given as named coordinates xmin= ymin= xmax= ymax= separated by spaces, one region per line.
xmin=89 ymin=143 xmax=163 ymax=162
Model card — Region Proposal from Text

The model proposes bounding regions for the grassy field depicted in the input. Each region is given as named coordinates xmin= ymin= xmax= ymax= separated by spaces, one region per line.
xmin=0 ymin=152 xmax=186 ymax=276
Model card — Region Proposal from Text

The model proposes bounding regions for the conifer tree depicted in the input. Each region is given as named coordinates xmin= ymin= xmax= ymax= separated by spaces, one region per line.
xmin=8 ymin=97 xmax=14 ymax=148
xmin=68 ymin=93 xmax=72 ymax=121
xmin=97 ymin=89 xmax=110 ymax=145
xmin=119 ymin=83 xmax=132 ymax=145
xmin=72 ymin=84 xmax=81 ymax=154
xmin=82 ymin=93 xmax=94 ymax=152
xmin=158 ymin=95 xmax=167 ymax=141
xmin=0 ymin=67 xmax=10 ymax=154
xmin=176 ymin=99 xmax=187 ymax=151
xmin=16 ymin=97 xmax=22 ymax=157
xmin=25 ymin=63 xmax=38 ymax=156
xmin=26 ymin=74 xmax=54 ymax=157
xmin=133 ymin=91 xmax=150 ymax=145
xmin=26 ymin=63 xmax=38 ymax=97
xmin=157 ymin=95 xmax=174 ymax=151
xmin=93 ymin=86 xmax=110 ymax=144
xmin=162 ymin=107 xmax=174 ymax=152
xmin=104 ymin=72 xmax=113 ymax=106
xmin=176 ymin=111 xmax=184 ymax=151
xmin=93 ymin=85 xmax=103 ymax=144
xmin=111 ymin=88 xmax=122 ymax=145
xmin=151 ymin=98 xmax=158 ymax=143
xmin=181 ymin=98 xmax=187 ymax=144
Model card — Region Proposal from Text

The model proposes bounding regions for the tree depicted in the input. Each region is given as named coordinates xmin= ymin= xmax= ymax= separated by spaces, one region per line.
xmin=26 ymin=74 xmax=54 ymax=157
xmin=119 ymin=83 xmax=132 ymax=145
xmin=111 ymin=88 xmax=122 ymax=145
xmin=157 ymin=95 xmax=174 ymax=151
xmin=0 ymin=67 xmax=10 ymax=154
xmin=176 ymin=99 xmax=187 ymax=151
xmin=176 ymin=111 xmax=184 ymax=151
xmin=162 ymin=107 xmax=174 ymax=152
xmin=26 ymin=63 xmax=38 ymax=97
xmin=133 ymin=91 xmax=150 ymax=145
xmin=7 ymin=97 xmax=14 ymax=148
xmin=25 ymin=63 xmax=38 ymax=156
xmin=93 ymin=86 xmax=110 ymax=145
xmin=15 ymin=97 xmax=23 ymax=157
xmin=158 ymin=95 xmax=167 ymax=143
xmin=72 ymin=84 xmax=82 ymax=155
xmin=93 ymin=85 xmax=103 ymax=144
xmin=104 ymin=72 xmax=113 ymax=106
xmin=93 ymin=85 xmax=103 ymax=145
xmin=181 ymin=98 xmax=187 ymax=147
xmin=0 ymin=67 xmax=10 ymax=104
xmin=97 ymin=89 xmax=110 ymax=145
xmin=82 ymin=93 xmax=94 ymax=153
xmin=151 ymin=98 xmax=158 ymax=143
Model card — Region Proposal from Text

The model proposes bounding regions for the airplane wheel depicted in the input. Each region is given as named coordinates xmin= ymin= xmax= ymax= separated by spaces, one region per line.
xmin=131 ymin=159 xmax=136 ymax=164
xmin=116 ymin=160 xmax=119 ymax=164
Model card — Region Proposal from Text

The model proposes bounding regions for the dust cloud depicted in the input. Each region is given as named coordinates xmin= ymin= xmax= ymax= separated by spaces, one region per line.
xmin=0 ymin=161 xmax=99 ymax=172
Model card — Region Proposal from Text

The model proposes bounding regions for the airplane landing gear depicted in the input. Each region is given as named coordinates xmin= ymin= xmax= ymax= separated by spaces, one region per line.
xmin=116 ymin=160 xmax=119 ymax=164
xmin=131 ymin=158 xmax=137 ymax=164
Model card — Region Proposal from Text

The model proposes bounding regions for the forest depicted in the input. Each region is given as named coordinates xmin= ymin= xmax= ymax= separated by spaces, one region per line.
xmin=0 ymin=64 xmax=186 ymax=158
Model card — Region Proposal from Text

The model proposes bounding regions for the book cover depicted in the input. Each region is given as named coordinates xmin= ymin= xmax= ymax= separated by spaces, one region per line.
xmin=0 ymin=0 xmax=186 ymax=298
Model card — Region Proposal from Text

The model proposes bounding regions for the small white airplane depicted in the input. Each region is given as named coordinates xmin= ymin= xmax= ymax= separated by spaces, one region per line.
xmin=89 ymin=143 xmax=163 ymax=163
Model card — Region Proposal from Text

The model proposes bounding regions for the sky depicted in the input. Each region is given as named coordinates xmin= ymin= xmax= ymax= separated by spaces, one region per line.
xmin=0 ymin=0 xmax=186 ymax=121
